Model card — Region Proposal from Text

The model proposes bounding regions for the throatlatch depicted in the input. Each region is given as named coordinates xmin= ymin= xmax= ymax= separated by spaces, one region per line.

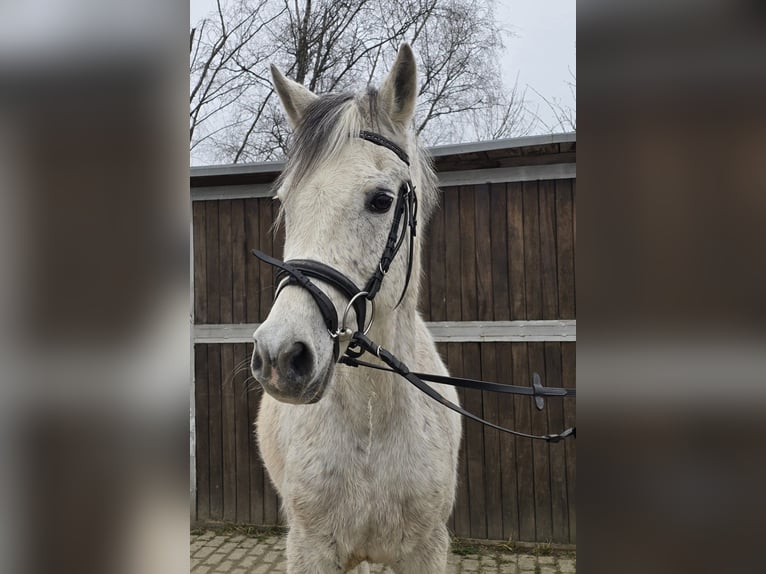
xmin=251 ymin=130 xmax=576 ymax=443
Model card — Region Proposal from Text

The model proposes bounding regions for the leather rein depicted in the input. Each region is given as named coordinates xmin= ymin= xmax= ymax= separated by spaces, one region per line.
xmin=252 ymin=130 xmax=576 ymax=443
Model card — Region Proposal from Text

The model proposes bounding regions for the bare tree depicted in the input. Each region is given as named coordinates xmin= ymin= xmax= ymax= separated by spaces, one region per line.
xmin=528 ymin=68 xmax=576 ymax=133
xmin=191 ymin=0 xmax=532 ymax=164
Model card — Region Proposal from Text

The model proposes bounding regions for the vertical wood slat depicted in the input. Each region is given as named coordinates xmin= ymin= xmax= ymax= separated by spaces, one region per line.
xmin=248 ymin=370 xmax=265 ymax=526
xmin=232 ymin=200 xmax=246 ymax=324
xmin=193 ymin=202 xmax=207 ymax=324
xmin=562 ymin=342 xmax=577 ymax=543
xmin=444 ymin=187 xmax=462 ymax=322
xmin=555 ymin=180 xmax=575 ymax=319
xmin=497 ymin=342 xmax=519 ymax=541
xmin=475 ymin=186 xmax=502 ymax=539
xmin=529 ymin=343 xmax=553 ymax=541
xmin=204 ymin=202 xmax=223 ymax=520
xmin=230 ymin=203 xmax=251 ymax=521
xmin=428 ymin=198 xmax=447 ymax=322
xmin=489 ymin=185 xmax=518 ymax=539
xmin=539 ymin=181 xmax=559 ymax=320
xmin=245 ymin=199 xmax=260 ymax=323
xmin=545 ymin=342 xmax=569 ymax=543
xmin=459 ymin=186 xmax=486 ymax=539
xmin=507 ymin=182 xmax=526 ymax=320
xmin=234 ymin=343 xmax=251 ymax=523
xmin=219 ymin=201 xmax=237 ymax=522
xmin=194 ymin=344 xmax=210 ymax=520
xmin=207 ymin=344 xmax=223 ymax=519
xmin=512 ymin=343 xmax=535 ymax=541
xmin=522 ymin=184 xmax=553 ymax=541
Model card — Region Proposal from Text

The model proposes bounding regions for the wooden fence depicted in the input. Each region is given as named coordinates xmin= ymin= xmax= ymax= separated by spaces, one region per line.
xmin=191 ymin=133 xmax=576 ymax=543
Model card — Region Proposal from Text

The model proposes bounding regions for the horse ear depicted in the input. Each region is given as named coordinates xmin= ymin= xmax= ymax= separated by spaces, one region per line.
xmin=270 ymin=64 xmax=318 ymax=129
xmin=379 ymin=44 xmax=418 ymax=129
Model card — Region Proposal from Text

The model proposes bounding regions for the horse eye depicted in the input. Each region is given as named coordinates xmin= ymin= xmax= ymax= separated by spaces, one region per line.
xmin=367 ymin=192 xmax=394 ymax=213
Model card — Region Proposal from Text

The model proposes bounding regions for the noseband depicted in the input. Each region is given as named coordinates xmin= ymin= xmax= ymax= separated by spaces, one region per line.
xmin=252 ymin=130 xmax=576 ymax=443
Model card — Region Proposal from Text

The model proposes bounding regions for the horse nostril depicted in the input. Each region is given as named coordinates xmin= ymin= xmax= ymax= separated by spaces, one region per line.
xmin=278 ymin=341 xmax=314 ymax=381
xmin=251 ymin=343 xmax=263 ymax=372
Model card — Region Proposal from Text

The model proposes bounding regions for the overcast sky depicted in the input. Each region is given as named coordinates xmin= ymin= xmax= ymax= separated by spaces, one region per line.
xmin=190 ymin=0 xmax=576 ymax=132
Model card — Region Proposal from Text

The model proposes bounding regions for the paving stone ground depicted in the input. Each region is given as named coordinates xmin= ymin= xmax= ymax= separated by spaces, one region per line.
xmin=191 ymin=530 xmax=576 ymax=573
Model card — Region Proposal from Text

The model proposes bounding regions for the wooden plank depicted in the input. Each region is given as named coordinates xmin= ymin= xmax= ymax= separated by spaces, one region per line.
xmin=522 ymin=181 xmax=542 ymax=320
xmin=193 ymin=202 xmax=207 ymax=324
xmin=562 ymin=342 xmax=576 ymax=543
xmin=219 ymin=200 xmax=233 ymax=325
xmin=205 ymin=202 xmax=221 ymax=324
xmin=475 ymin=187 xmax=501 ymax=538
xmin=221 ymin=343 xmax=237 ymax=522
xmin=507 ymin=182 xmax=526 ymax=320
xmin=443 ymin=187 xmax=462 ymax=322
xmin=234 ymin=343 xmax=251 ymax=523
xmin=459 ymin=186 xmax=478 ymax=320
xmin=572 ymin=181 xmax=576 ymax=317
xmin=555 ymin=180 xmax=575 ymax=319
xmin=258 ymin=198 xmax=274 ymax=323
xmin=481 ymin=343 xmax=502 ymax=540
xmin=245 ymin=199 xmax=260 ymax=323
xmin=195 ymin=320 xmax=576 ymax=344
xmin=512 ymin=343 xmax=535 ymax=541
xmin=545 ymin=342 xmax=569 ymax=543
xmin=529 ymin=342 xmax=552 ymax=541
xmin=232 ymin=199 xmax=247 ymax=323
xmin=194 ymin=344 xmax=210 ymax=521
xmin=207 ymin=344 xmax=223 ymax=519
xmin=248 ymin=364 xmax=265 ymax=525
xmin=474 ymin=183 xmax=493 ymax=322
xmin=539 ymin=180 xmax=559 ymax=320
xmin=490 ymin=184 xmax=510 ymax=321
xmin=204 ymin=202 xmax=223 ymax=519
xmin=219 ymin=201 xmax=237 ymax=522
xmin=572 ymin=180 xmax=576 ymax=249
xmin=497 ymin=342 xmax=519 ymax=541
xmin=428 ymin=199 xmax=447 ymax=321
xmin=459 ymin=186 xmax=486 ymax=538
xmin=447 ymin=343 xmax=470 ymax=537
xmin=491 ymin=183 xmax=516 ymax=539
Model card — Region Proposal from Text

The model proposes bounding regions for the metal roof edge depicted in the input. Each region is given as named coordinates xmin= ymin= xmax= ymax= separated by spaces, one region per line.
xmin=427 ymin=131 xmax=576 ymax=157
xmin=189 ymin=131 xmax=576 ymax=179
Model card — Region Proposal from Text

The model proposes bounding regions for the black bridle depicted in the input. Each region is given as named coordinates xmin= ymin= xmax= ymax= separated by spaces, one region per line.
xmin=252 ymin=130 xmax=576 ymax=443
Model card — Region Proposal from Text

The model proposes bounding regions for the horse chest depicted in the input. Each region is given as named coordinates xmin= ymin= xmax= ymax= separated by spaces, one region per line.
xmin=286 ymin=408 xmax=447 ymax=527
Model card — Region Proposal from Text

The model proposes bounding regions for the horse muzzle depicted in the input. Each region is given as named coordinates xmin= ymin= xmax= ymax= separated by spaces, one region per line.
xmin=251 ymin=327 xmax=330 ymax=404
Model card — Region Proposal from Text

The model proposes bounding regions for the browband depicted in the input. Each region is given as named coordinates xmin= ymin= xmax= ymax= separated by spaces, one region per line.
xmin=359 ymin=130 xmax=410 ymax=166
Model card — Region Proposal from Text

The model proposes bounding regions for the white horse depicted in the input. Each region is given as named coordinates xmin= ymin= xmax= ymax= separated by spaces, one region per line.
xmin=251 ymin=44 xmax=462 ymax=574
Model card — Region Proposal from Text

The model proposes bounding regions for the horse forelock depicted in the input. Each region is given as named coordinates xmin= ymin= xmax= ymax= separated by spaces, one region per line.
xmin=276 ymin=86 xmax=438 ymax=223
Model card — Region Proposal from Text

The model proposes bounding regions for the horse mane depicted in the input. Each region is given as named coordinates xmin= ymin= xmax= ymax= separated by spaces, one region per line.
xmin=276 ymin=87 xmax=439 ymax=223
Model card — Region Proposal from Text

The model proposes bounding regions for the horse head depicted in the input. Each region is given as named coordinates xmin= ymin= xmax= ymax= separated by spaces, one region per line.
xmin=250 ymin=44 xmax=437 ymax=404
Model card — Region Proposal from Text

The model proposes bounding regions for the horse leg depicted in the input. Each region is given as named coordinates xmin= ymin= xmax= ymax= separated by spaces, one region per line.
xmin=393 ymin=524 xmax=451 ymax=574
xmin=285 ymin=528 xmax=342 ymax=574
